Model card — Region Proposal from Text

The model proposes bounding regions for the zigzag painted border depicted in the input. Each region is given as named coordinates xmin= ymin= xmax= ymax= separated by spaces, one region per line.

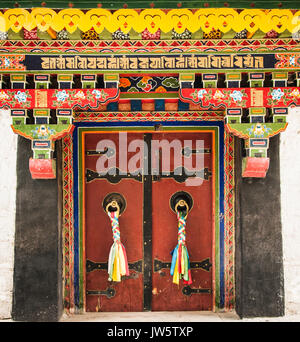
xmin=62 ymin=134 xmax=75 ymax=313
xmin=0 ymin=39 xmax=299 ymax=54
xmin=73 ymin=111 xmax=225 ymax=122
xmin=224 ymin=130 xmax=235 ymax=310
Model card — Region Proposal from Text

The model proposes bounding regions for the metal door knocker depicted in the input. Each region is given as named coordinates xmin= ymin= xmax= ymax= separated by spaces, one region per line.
xmin=170 ymin=191 xmax=193 ymax=285
xmin=102 ymin=193 xmax=129 ymax=282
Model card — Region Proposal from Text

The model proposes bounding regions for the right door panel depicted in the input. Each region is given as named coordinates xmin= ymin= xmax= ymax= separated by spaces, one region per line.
xmin=151 ymin=132 xmax=213 ymax=311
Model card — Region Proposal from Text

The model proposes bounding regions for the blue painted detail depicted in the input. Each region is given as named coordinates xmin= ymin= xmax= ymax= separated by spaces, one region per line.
xmin=218 ymin=123 xmax=225 ymax=309
xmin=106 ymin=101 xmax=118 ymax=111
xmin=178 ymin=100 xmax=189 ymax=111
xmin=155 ymin=99 xmax=165 ymax=111
xmin=72 ymin=126 xmax=80 ymax=309
xmin=130 ymin=100 xmax=142 ymax=111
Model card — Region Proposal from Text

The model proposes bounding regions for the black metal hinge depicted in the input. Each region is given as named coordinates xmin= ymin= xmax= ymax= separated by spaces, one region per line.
xmin=86 ymin=168 xmax=143 ymax=183
xmin=86 ymin=287 xmax=116 ymax=298
xmin=182 ymin=286 xmax=211 ymax=296
xmin=86 ymin=259 xmax=143 ymax=273
xmin=152 ymin=166 xmax=212 ymax=182
xmin=86 ymin=147 xmax=115 ymax=157
xmin=154 ymin=258 xmax=212 ymax=272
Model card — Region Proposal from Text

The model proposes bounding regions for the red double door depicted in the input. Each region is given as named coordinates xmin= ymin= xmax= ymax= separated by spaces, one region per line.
xmin=84 ymin=131 xmax=213 ymax=312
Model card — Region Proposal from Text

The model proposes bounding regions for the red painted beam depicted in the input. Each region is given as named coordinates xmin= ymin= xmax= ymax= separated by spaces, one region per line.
xmin=0 ymin=88 xmax=120 ymax=110
xmin=180 ymin=87 xmax=300 ymax=109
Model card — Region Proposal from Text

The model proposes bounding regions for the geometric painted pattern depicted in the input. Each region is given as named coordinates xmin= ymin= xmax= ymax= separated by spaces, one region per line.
xmin=0 ymin=39 xmax=299 ymax=54
xmin=62 ymin=134 xmax=75 ymax=313
xmin=224 ymin=130 xmax=235 ymax=310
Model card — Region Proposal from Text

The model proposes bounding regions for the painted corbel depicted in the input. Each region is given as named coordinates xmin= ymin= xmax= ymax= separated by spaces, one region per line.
xmin=225 ymin=107 xmax=288 ymax=178
xmin=179 ymin=73 xmax=195 ymax=88
xmin=11 ymin=108 xmax=74 ymax=179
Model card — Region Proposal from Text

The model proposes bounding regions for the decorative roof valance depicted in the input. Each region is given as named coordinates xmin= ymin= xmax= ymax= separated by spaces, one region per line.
xmin=0 ymin=8 xmax=300 ymax=35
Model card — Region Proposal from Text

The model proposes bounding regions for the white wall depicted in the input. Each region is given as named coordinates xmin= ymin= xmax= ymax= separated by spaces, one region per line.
xmin=0 ymin=110 xmax=17 ymax=319
xmin=280 ymin=107 xmax=300 ymax=315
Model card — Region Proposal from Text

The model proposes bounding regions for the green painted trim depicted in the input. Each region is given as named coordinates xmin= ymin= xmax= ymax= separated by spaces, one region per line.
xmin=76 ymin=124 xmax=222 ymax=310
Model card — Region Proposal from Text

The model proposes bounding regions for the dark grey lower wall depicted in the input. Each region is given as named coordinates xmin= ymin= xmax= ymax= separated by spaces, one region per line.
xmin=234 ymin=135 xmax=285 ymax=318
xmin=12 ymin=136 xmax=63 ymax=322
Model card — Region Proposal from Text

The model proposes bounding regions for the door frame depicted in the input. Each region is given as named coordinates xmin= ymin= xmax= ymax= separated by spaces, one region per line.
xmin=63 ymin=120 xmax=235 ymax=313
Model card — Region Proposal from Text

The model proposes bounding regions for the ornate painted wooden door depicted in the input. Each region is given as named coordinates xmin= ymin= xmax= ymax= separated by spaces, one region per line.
xmin=84 ymin=131 xmax=213 ymax=312
xmin=85 ymin=132 xmax=144 ymax=312
xmin=151 ymin=132 xmax=213 ymax=311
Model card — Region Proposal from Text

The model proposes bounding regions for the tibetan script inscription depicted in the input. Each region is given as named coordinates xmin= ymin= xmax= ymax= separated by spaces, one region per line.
xmin=19 ymin=53 xmax=278 ymax=72
xmin=39 ymin=55 xmax=265 ymax=71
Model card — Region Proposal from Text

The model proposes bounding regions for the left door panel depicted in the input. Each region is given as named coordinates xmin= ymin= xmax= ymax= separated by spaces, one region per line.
xmin=84 ymin=132 xmax=144 ymax=312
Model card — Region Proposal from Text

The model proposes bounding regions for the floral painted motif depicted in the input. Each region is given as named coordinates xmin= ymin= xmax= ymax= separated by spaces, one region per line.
xmin=0 ymin=55 xmax=25 ymax=71
xmin=213 ymin=90 xmax=225 ymax=100
xmin=56 ymin=90 xmax=69 ymax=102
xmin=0 ymin=89 xmax=119 ymax=110
xmin=267 ymin=87 xmax=300 ymax=106
xmin=275 ymin=54 xmax=300 ymax=69
xmin=197 ymin=89 xmax=207 ymax=99
xmin=14 ymin=91 xmax=29 ymax=104
xmin=0 ymin=91 xmax=9 ymax=100
xmin=230 ymin=90 xmax=243 ymax=103
xmin=290 ymin=88 xmax=300 ymax=99
xmin=52 ymin=89 xmax=111 ymax=108
xmin=112 ymin=30 xmax=130 ymax=40
xmin=74 ymin=91 xmax=86 ymax=100
xmin=31 ymin=125 xmax=56 ymax=139
xmin=23 ymin=28 xmax=39 ymax=40
xmin=57 ymin=30 xmax=69 ymax=40
xmin=264 ymin=29 xmax=278 ymax=38
xmin=189 ymin=88 xmax=247 ymax=108
xmin=92 ymin=89 xmax=108 ymax=99
xmin=289 ymin=55 xmax=295 ymax=66
xmin=141 ymin=28 xmax=161 ymax=40
xmin=271 ymin=88 xmax=285 ymax=101
xmin=172 ymin=29 xmax=192 ymax=40
xmin=0 ymin=31 xmax=8 ymax=40
xmin=247 ymin=123 xmax=272 ymax=138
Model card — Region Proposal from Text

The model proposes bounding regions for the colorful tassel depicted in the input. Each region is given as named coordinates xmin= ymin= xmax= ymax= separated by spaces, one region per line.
xmin=170 ymin=211 xmax=192 ymax=285
xmin=107 ymin=210 xmax=129 ymax=282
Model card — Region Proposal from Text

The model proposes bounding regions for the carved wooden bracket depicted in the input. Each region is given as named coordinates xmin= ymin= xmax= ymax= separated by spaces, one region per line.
xmin=11 ymin=108 xmax=74 ymax=179
xmin=225 ymin=107 xmax=289 ymax=178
